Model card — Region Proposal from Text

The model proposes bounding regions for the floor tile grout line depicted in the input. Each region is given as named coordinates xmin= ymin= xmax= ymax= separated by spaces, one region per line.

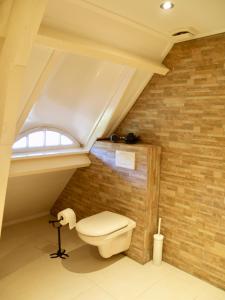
xmin=85 ymin=264 xmax=172 ymax=300
xmin=131 ymin=267 xmax=206 ymax=300
xmin=131 ymin=274 xmax=171 ymax=300
xmin=70 ymin=283 xmax=99 ymax=300
xmin=86 ymin=279 xmax=119 ymax=300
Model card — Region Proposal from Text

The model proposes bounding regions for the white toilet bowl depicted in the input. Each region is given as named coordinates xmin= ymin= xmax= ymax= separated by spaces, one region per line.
xmin=76 ymin=211 xmax=136 ymax=258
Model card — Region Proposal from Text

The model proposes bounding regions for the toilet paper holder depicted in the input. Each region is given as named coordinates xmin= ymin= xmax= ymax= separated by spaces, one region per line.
xmin=49 ymin=217 xmax=69 ymax=259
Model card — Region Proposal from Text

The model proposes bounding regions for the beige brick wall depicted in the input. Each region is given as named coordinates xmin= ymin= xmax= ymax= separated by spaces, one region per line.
xmin=52 ymin=142 xmax=161 ymax=264
xmin=117 ymin=33 xmax=225 ymax=289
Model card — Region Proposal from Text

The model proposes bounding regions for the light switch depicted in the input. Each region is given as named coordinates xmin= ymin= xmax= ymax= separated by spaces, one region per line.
xmin=115 ymin=150 xmax=135 ymax=170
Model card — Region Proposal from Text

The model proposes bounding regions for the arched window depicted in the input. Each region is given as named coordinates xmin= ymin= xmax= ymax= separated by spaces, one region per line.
xmin=13 ymin=128 xmax=79 ymax=152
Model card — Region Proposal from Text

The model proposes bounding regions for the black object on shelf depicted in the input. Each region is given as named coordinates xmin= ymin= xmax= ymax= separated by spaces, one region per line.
xmin=49 ymin=218 xmax=69 ymax=259
xmin=123 ymin=132 xmax=140 ymax=144
xmin=98 ymin=132 xmax=139 ymax=144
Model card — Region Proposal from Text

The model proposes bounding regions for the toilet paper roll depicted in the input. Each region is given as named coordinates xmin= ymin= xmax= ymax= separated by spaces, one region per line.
xmin=57 ymin=208 xmax=76 ymax=230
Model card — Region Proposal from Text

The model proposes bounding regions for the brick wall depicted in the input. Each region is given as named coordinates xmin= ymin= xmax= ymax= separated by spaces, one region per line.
xmin=117 ymin=33 xmax=225 ymax=289
xmin=52 ymin=142 xmax=161 ymax=264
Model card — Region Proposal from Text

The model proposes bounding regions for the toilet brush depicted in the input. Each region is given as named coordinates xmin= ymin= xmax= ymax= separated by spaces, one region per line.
xmin=153 ymin=218 xmax=164 ymax=265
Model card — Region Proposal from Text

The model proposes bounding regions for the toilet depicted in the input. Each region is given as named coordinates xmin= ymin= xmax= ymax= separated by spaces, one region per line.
xmin=76 ymin=211 xmax=136 ymax=258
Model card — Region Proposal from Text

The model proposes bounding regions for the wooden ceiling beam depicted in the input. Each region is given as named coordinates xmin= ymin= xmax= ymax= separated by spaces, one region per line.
xmin=0 ymin=0 xmax=13 ymax=38
xmin=0 ymin=0 xmax=48 ymax=234
xmin=36 ymin=25 xmax=169 ymax=76
xmin=10 ymin=153 xmax=90 ymax=178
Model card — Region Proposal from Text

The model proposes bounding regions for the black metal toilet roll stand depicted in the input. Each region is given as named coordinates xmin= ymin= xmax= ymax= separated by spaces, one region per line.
xmin=49 ymin=218 xmax=69 ymax=259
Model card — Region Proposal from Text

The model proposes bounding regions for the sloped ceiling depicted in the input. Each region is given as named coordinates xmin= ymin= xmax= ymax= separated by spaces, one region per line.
xmin=19 ymin=45 xmax=53 ymax=119
xmin=22 ymin=54 xmax=135 ymax=146
xmin=4 ymin=169 xmax=74 ymax=225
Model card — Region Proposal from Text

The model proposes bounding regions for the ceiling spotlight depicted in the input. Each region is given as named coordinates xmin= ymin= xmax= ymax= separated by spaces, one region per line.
xmin=160 ymin=1 xmax=174 ymax=10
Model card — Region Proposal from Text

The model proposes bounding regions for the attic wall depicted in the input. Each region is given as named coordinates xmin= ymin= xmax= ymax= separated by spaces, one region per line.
xmin=117 ymin=33 xmax=225 ymax=289
xmin=3 ymin=169 xmax=74 ymax=225
xmin=52 ymin=142 xmax=161 ymax=264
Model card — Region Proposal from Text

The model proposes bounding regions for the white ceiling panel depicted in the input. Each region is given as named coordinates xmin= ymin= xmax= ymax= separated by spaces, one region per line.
xmin=22 ymin=53 xmax=134 ymax=145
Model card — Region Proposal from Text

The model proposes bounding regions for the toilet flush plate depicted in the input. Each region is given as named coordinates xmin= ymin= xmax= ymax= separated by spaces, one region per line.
xmin=115 ymin=150 xmax=135 ymax=170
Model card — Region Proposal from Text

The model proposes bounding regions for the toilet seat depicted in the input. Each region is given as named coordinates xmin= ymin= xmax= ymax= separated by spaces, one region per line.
xmin=76 ymin=211 xmax=129 ymax=237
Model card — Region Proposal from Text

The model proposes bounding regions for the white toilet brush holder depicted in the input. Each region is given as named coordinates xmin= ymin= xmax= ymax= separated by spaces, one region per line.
xmin=153 ymin=218 xmax=164 ymax=265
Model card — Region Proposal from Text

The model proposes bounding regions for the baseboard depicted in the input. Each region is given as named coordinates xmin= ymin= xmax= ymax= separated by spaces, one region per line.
xmin=3 ymin=211 xmax=50 ymax=227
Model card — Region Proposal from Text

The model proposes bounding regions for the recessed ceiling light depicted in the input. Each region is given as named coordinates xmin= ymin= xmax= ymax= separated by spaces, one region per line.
xmin=160 ymin=1 xmax=174 ymax=10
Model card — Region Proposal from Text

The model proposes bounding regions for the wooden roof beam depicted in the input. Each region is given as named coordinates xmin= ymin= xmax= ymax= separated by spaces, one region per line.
xmin=0 ymin=0 xmax=13 ymax=38
xmin=36 ymin=25 xmax=169 ymax=76
xmin=0 ymin=0 xmax=48 ymax=234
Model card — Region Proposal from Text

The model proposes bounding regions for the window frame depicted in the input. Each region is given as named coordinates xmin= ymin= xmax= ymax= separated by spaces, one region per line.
xmin=12 ymin=127 xmax=79 ymax=154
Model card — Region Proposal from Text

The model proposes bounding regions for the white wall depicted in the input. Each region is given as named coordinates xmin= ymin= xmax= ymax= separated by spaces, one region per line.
xmin=3 ymin=169 xmax=74 ymax=225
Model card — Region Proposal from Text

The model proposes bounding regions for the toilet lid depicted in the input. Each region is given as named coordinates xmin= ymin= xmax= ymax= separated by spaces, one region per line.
xmin=76 ymin=211 xmax=129 ymax=236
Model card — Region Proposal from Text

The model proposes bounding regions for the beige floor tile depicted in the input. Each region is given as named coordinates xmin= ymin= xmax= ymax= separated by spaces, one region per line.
xmin=1 ymin=216 xmax=225 ymax=300
xmin=86 ymin=257 xmax=170 ymax=300
xmin=195 ymin=284 xmax=225 ymax=300
xmin=0 ymin=242 xmax=43 ymax=280
xmin=0 ymin=255 xmax=94 ymax=300
xmin=162 ymin=265 xmax=225 ymax=298
xmin=140 ymin=260 xmax=178 ymax=279
xmin=135 ymin=266 xmax=225 ymax=300
xmin=135 ymin=275 xmax=196 ymax=300
xmin=73 ymin=285 xmax=115 ymax=300
xmin=61 ymin=243 xmax=123 ymax=275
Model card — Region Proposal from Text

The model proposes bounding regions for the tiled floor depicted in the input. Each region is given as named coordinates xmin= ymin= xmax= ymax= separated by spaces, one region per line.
xmin=0 ymin=216 xmax=225 ymax=300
